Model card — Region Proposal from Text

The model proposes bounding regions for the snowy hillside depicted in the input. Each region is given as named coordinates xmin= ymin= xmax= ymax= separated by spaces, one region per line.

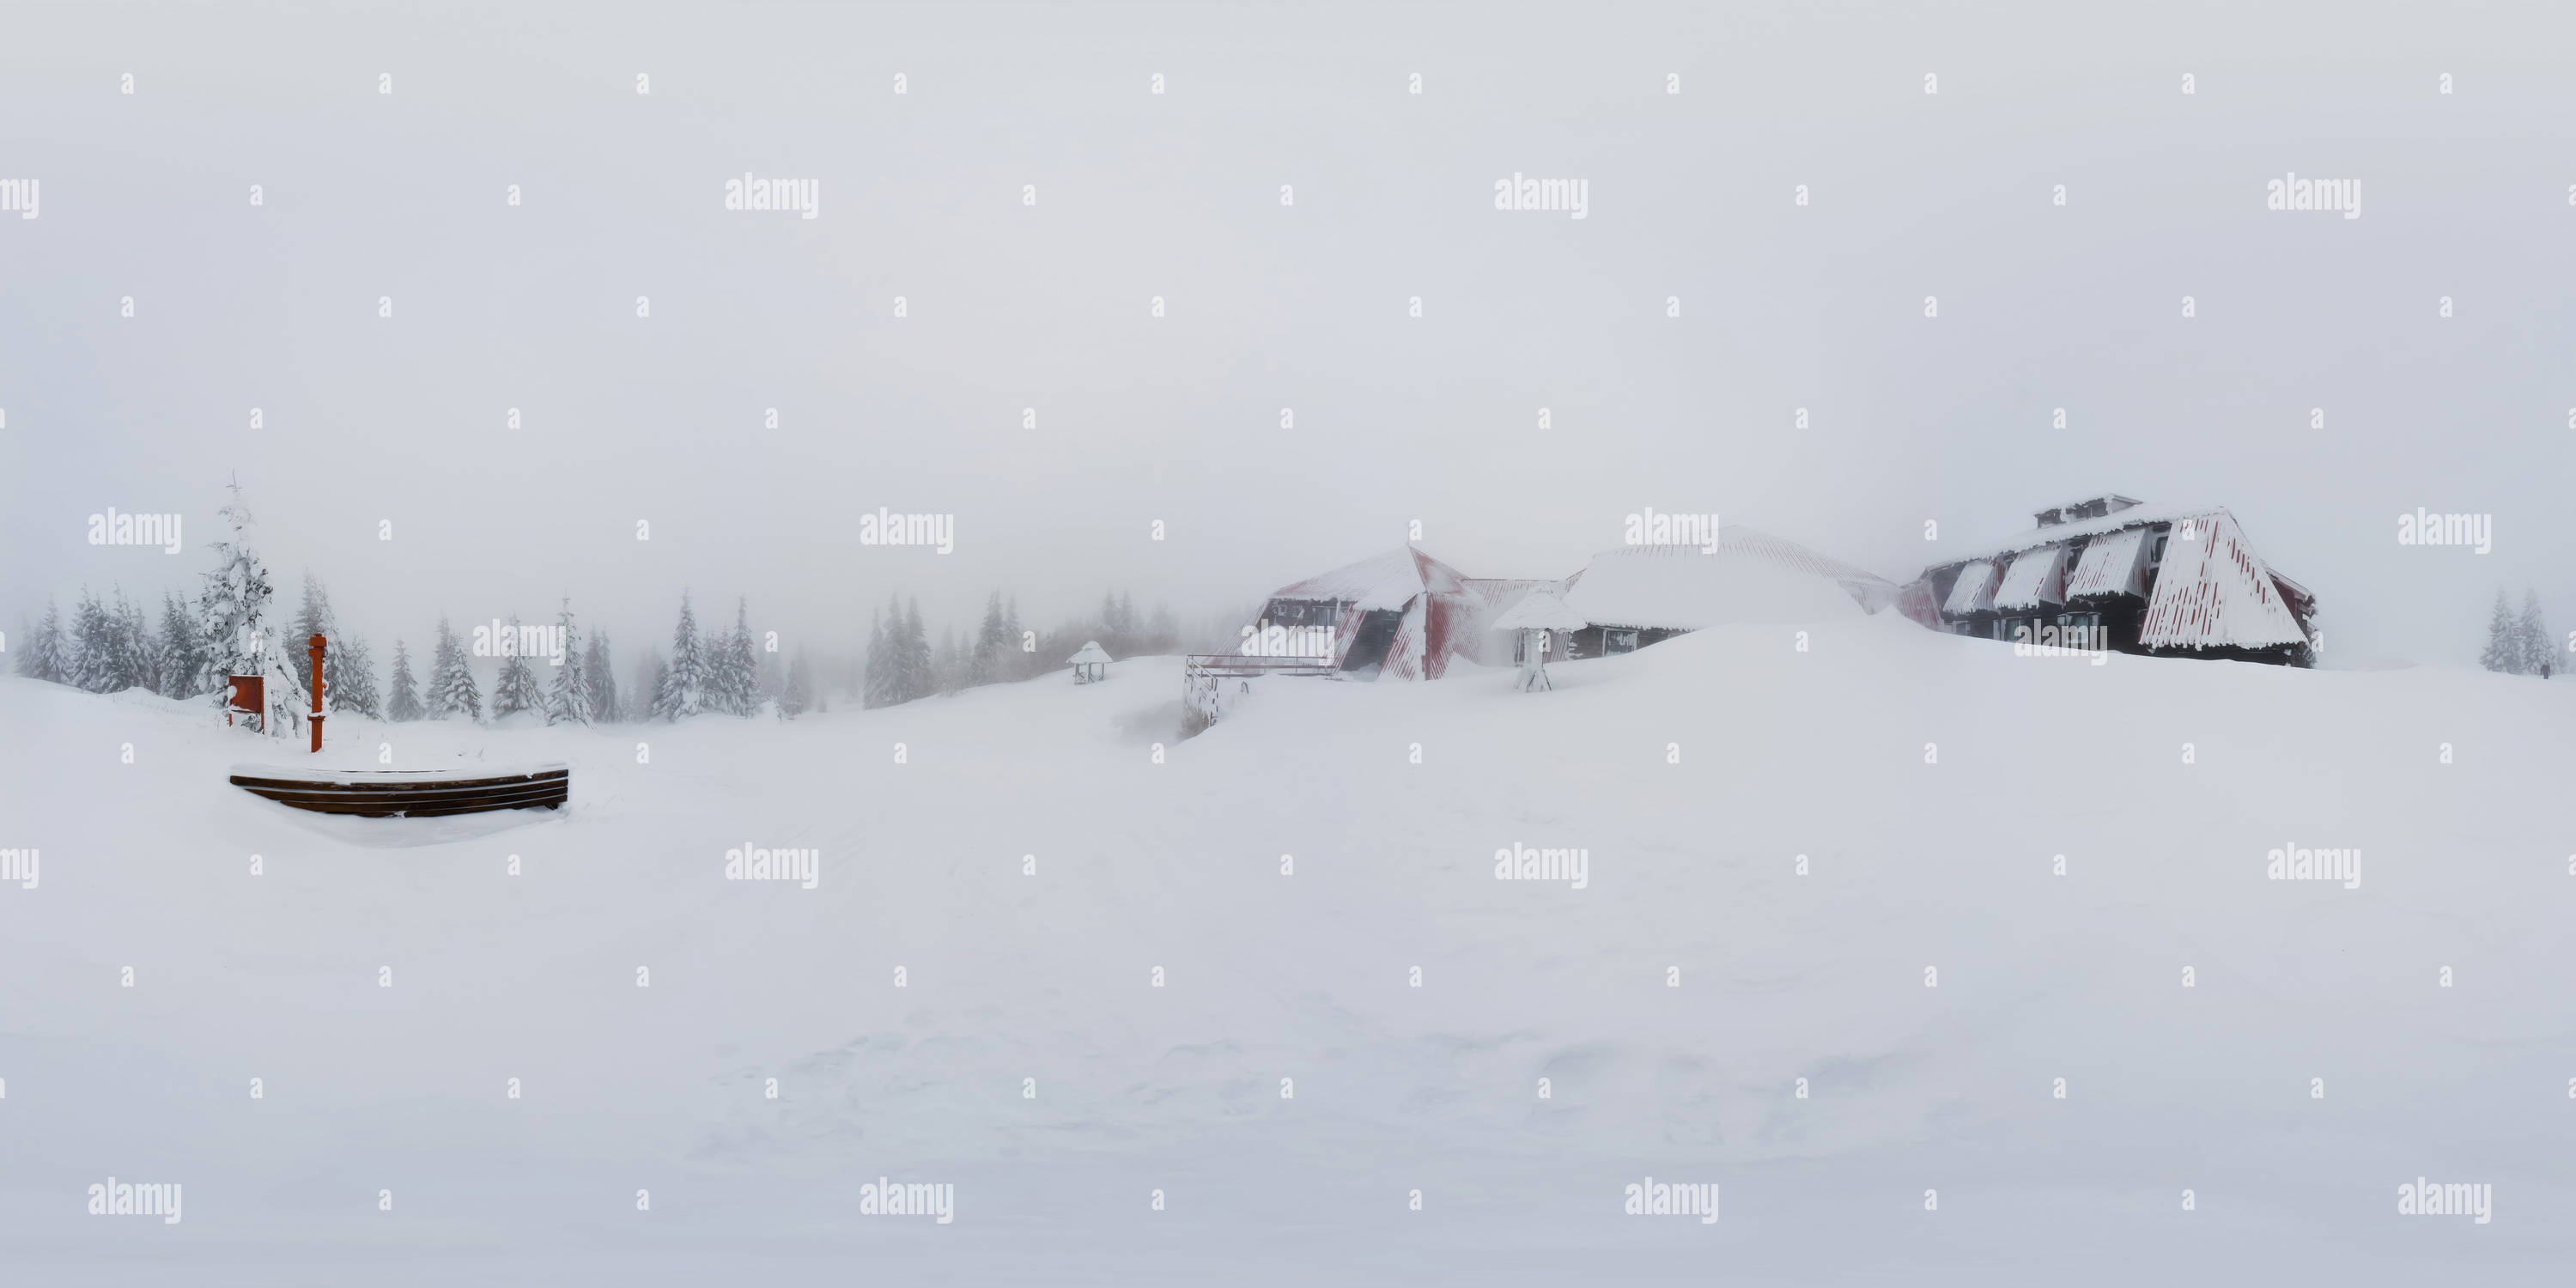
xmin=3 ymin=618 xmax=2573 ymax=1285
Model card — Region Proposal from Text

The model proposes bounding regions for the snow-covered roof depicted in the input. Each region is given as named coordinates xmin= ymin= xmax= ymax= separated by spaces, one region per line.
xmin=2064 ymin=527 xmax=2149 ymax=599
xmin=1930 ymin=502 xmax=2221 ymax=572
xmin=1268 ymin=547 xmax=1467 ymax=612
xmin=1558 ymin=526 xmax=1896 ymax=629
xmin=2137 ymin=512 xmax=2308 ymax=649
xmin=1942 ymin=561 xmax=2000 ymax=616
xmin=1992 ymin=546 xmax=2066 ymax=611
xmin=1488 ymin=590 xmax=1589 ymax=632
xmin=1066 ymin=641 xmax=1111 ymax=665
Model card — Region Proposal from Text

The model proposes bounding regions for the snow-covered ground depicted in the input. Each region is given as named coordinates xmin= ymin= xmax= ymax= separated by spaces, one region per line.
xmin=3 ymin=616 xmax=2573 ymax=1285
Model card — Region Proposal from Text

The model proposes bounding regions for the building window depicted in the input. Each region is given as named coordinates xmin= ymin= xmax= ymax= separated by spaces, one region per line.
xmin=1604 ymin=629 xmax=1639 ymax=655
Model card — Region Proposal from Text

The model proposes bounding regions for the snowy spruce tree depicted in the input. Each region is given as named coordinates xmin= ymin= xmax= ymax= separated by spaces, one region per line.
xmin=489 ymin=615 xmax=545 ymax=720
xmin=583 ymin=629 xmax=618 ymax=725
xmin=333 ymin=635 xmax=384 ymax=718
xmin=427 ymin=615 xmax=483 ymax=721
xmin=16 ymin=598 xmax=68 ymax=684
xmin=970 ymin=592 xmax=1007 ymax=686
xmin=720 ymin=597 xmax=758 ymax=716
xmin=653 ymin=592 xmax=708 ymax=720
xmin=196 ymin=484 xmax=306 ymax=732
xmin=546 ymin=598 xmax=592 ymax=725
xmin=155 ymin=591 xmax=205 ymax=697
xmin=2478 ymin=589 xmax=2521 ymax=674
xmin=635 ymin=646 xmax=667 ymax=722
xmin=902 ymin=597 xmax=933 ymax=702
xmin=385 ymin=639 xmax=424 ymax=721
xmin=781 ymin=648 xmax=812 ymax=719
xmin=861 ymin=604 xmax=893 ymax=709
xmin=2517 ymin=588 xmax=2554 ymax=677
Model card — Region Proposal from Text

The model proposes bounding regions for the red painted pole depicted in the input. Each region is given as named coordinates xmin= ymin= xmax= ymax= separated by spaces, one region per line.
xmin=308 ymin=634 xmax=327 ymax=753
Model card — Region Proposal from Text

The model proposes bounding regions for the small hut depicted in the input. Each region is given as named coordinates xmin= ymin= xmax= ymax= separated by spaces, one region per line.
xmin=1066 ymin=641 xmax=1111 ymax=683
xmin=1488 ymin=591 xmax=1589 ymax=691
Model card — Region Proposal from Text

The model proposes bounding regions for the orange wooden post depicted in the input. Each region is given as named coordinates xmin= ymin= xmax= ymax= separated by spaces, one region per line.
xmin=308 ymin=634 xmax=327 ymax=753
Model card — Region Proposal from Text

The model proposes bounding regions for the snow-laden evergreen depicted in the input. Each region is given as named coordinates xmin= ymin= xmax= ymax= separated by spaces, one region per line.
xmin=334 ymin=635 xmax=384 ymax=718
xmin=583 ymin=630 xmax=619 ymax=725
xmin=488 ymin=615 xmax=546 ymax=720
xmin=426 ymin=615 xmax=483 ymax=722
xmin=195 ymin=486 xmax=306 ymax=732
xmin=386 ymin=639 xmax=425 ymax=721
xmin=546 ymin=598 xmax=592 ymax=726
xmin=2478 ymin=590 xmax=2518 ymax=673
xmin=15 ymin=598 xmax=68 ymax=684
xmin=2516 ymin=588 xmax=2553 ymax=677
xmin=717 ymin=597 xmax=758 ymax=716
xmin=780 ymin=648 xmax=812 ymax=719
xmin=155 ymin=591 xmax=205 ymax=698
xmin=652 ymin=592 xmax=709 ymax=720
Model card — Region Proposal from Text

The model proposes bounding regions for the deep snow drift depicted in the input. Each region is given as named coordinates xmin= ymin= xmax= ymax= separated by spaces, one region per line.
xmin=3 ymin=615 xmax=2573 ymax=1285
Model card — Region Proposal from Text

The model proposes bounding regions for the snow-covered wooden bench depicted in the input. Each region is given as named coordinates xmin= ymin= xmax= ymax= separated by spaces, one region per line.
xmin=228 ymin=763 xmax=569 ymax=818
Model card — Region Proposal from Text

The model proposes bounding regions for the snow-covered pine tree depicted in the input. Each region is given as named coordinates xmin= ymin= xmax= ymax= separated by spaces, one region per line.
xmin=67 ymin=587 xmax=111 ymax=692
xmin=637 ymin=648 xmax=667 ymax=721
xmin=333 ymin=634 xmax=384 ymax=717
xmin=118 ymin=592 xmax=157 ymax=694
xmin=156 ymin=591 xmax=204 ymax=697
xmin=195 ymin=483 xmax=305 ymax=732
xmin=721 ymin=597 xmax=757 ymax=715
xmin=546 ymin=597 xmax=592 ymax=725
xmin=781 ymin=648 xmax=812 ymax=718
xmin=2478 ymin=589 xmax=2520 ymax=673
xmin=902 ymin=597 xmax=933 ymax=702
xmin=427 ymin=614 xmax=483 ymax=721
xmin=653 ymin=592 xmax=708 ymax=720
xmin=584 ymin=630 xmax=619 ymax=724
xmin=861 ymin=602 xmax=893 ymax=709
xmin=2517 ymin=588 xmax=2553 ymax=677
xmin=16 ymin=598 xmax=67 ymax=683
xmin=1002 ymin=595 xmax=1028 ymax=679
xmin=386 ymin=639 xmax=425 ymax=721
xmin=294 ymin=573 xmax=332 ymax=696
xmin=489 ymin=615 xmax=545 ymax=720
xmin=969 ymin=592 xmax=1006 ymax=686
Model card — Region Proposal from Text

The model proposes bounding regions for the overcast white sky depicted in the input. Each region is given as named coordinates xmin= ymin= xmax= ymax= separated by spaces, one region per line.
xmin=6 ymin=1 xmax=2573 ymax=665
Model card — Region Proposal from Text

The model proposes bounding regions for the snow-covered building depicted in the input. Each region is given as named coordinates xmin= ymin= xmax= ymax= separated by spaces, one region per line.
xmin=1251 ymin=546 xmax=1552 ymax=680
xmin=1254 ymin=526 xmax=1906 ymax=678
xmin=1546 ymin=526 xmax=1905 ymax=660
xmin=1915 ymin=494 xmax=2318 ymax=665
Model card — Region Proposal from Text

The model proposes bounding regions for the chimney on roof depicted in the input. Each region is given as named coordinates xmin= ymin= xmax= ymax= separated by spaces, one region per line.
xmin=2038 ymin=494 xmax=2143 ymax=527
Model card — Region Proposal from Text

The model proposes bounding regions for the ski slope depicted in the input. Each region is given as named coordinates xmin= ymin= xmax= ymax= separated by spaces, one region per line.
xmin=3 ymin=614 xmax=2572 ymax=1285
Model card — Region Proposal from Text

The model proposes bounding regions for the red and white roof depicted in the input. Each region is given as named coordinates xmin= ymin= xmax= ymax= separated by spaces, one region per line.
xmin=2137 ymin=512 xmax=2307 ymax=648
xmin=1269 ymin=547 xmax=1468 ymax=611
xmin=2064 ymin=527 xmax=2150 ymax=599
xmin=1942 ymin=560 xmax=2001 ymax=616
xmin=1992 ymin=546 xmax=2067 ymax=611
